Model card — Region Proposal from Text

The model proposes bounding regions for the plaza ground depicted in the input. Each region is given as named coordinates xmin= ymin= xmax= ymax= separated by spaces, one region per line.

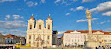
xmin=51 ymin=47 xmax=83 ymax=49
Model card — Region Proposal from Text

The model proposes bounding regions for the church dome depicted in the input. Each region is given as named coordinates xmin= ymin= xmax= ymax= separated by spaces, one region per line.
xmin=30 ymin=16 xmax=35 ymax=20
xmin=47 ymin=16 xmax=51 ymax=20
xmin=30 ymin=14 xmax=35 ymax=20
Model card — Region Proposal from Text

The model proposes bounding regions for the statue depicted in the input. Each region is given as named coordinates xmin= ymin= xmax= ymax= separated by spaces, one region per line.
xmin=86 ymin=10 xmax=91 ymax=19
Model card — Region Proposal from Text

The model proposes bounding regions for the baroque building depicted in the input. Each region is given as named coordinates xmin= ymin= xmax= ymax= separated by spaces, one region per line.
xmin=26 ymin=14 xmax=52 ymax=47
xmin=63 ymin=30 xmax=111 ymax=47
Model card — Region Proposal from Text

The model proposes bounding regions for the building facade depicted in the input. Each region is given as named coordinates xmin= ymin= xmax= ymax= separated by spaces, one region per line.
xmin=5 ymin=34 xmax=26 ymax=44
xmin=0 ymin=33 xmax=5 ymax=44
xmin=57 ymin=37 xmax=63 ymax=47
xmin=26 ymin=14 xmax=53 ymax=47
xmin=63 ymin=30 xmax=86 ymax=47
xmin=52 ymin=31 xmax=58 ymax=45
xmin=63 ymin=30 xmax=111 ymax=47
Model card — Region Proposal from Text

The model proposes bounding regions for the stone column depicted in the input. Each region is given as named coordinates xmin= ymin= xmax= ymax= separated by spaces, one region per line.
xmin=50 ymin=34 xmax=52 ymax=47
xmin=26 ymin=35 xmax=29 ymax=44
xmin=31 ymin=34 xmax=34 ymax=47
xmin=86 ymin=10 xmax=92 ymax=41
xmin=85 ymin=10 xmax=99 ymax=49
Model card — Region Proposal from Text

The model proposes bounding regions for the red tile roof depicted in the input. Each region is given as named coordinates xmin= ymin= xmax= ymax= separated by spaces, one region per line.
xmin=64 ymin=30 xmax=111 ymax=34
xmin=5 ymin=34 xmax=18 ymax=38
xmin=64 ymin=30 xmax=74 ymax=33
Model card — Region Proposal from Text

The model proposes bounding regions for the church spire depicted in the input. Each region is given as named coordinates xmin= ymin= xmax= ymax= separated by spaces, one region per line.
xmin=30 ymin=14 xmax=35 ymax=20
xmin=32 ymin=14 xmax=33 ymax=16
xmin=49 ymin=13 xmax=50 ymax=17
xmin=47 ymin=13 xmax=51 ymax=20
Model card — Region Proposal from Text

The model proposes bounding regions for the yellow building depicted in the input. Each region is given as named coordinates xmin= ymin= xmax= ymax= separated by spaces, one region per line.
xmin=26 ymin=14 xmax=52 ymax=48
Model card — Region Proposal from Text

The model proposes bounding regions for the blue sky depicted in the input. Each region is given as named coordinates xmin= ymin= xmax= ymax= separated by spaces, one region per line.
xmin=0 ymin=0 xmax=111 ymax=37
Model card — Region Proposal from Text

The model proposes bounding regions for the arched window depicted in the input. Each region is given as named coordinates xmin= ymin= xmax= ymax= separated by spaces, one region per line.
xmin=39 ymin=25 xmax=41 ymax=29
xmin=48 ymin=25 xmax=50 ymax=29
xmin=30 ymin=25 xmax=32 ymax=29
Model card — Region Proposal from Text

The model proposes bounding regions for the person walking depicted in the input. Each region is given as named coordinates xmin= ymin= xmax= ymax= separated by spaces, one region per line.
xmin=98 ymin=46 xmax=102 ymax=49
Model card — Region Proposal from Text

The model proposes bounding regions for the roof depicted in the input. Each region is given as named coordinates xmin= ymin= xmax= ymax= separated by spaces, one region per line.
xmin=64 ymin=30 xmax=74 ymax=33
xmin=5 ymin=34 xmax=19 ymax=38
xmin=64 ymin=30 xmax=111 ymax=34
xmin=53 ymin=31 xmax=58 ymax=34
xmin=30 ymin=16 xmax=35 ymax=20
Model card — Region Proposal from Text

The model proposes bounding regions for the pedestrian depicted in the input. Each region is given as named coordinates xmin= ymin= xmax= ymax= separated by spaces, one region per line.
xmin=96 ymin=47 xmax=98 ymax=49
xmin=98 ymin=46 xmax=102 ymax=49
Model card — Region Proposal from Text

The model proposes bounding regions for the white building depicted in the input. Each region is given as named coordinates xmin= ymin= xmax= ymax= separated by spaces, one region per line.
xmin=63 ymin=30 xmax=87 ymax=47
xmin=63 ymin=30 xmax=111 ymax=47
xmin=26 ymin=14 xmax=52 ymax=47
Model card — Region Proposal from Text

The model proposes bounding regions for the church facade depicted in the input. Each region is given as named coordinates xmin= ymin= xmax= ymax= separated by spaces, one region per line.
xmin=26 ymin=14 xmax=52 ymax=47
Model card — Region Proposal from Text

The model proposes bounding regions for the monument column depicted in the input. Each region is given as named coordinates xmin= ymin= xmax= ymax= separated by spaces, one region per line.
xmin=86 ymin=10 xmax=92 ymax=41
xmin=85 ymin=10 xmax=99 ymax=49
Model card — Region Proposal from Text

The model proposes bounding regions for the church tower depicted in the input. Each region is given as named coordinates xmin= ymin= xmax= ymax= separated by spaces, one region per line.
xmin=27 ymin=14 xmax=35 ymax=45
xmin=46 ymin=14 xmax=53 ymax=47
xmin=27 ymin=14 xmax=35 ymax=30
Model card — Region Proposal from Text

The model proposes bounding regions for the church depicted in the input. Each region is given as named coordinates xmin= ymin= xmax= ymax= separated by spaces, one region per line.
xmin=26 ymin=14 xmax=52 ymax=47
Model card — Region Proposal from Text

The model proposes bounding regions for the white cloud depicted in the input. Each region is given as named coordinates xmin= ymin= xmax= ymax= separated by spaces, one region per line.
xmin=10 ymin=30 xmax=27 ymax=37
xmin=24 ymin=0 xmax=26 ymax=2
xmin=90 ymin=1 xmax=111 ymax=12
xmin=66 ymin=13 xmax=70 ymax=15
xmin=76 ymin=18 xmax=98 ymax=22
xmin=76 ymin=19 xmax=87 ymax=22
xmin=70 ymin=8 xmax=74 ymax=11
xmin=0 ymin=21 xmax=27 ymax=29
xmin=0 ymin=0 xmax=16 ymax=2
xmin=58 ymin=31 xmax=65 ymax=38
xmin=72 ymin=0 xmax=77 ymax=2
xmin=100 ymin=20 xmax=110 ymax=24
xmin=13 ymin=15 xmax=20 ymax=19
xmin=41 ymin=0 xmax=45 ymax=3
xmin=91 ymin=18 xmax=98 ymax=20
xmin=26 ymin=1 xmax=34 ymax=7
xmin=10 ymin=30 xmax=26 ymax=33
xmin=54 ymin=0 xmax=77 ymax=5
xmin=34 ymin=2 xmax=38 ymax=6
xmin=6 ymin=15 xmax=10 ymax=18
xmin=82 ymin=0 xmax=94 ymax=3
xmin=0 ymin=31 xmax=6 ymax=33
xmin=76 ymin=6 xmax=84 ymax=10
xmin=102 ymin=11 xmax=111 ymax=16
xmin=13 ymin=15 xmax=24 ymax=19
xmin=26 ymin=1 xmax=37 ymax=7
xmin=4 ymin=15 xmax=10 ymax=20
xmin=104 ymin=28 xmax=111 ymax=32
xmin=4 ymin=15 xmax=24 ymax=20
xmin=55 ymin=0 xmax=61 ymax=3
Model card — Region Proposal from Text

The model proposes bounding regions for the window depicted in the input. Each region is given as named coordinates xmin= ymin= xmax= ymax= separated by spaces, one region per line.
xmin=104 ymin=40 xmax=107 ymax=42
xmin=48 ymin=36 xmax=50 ymax=39
xmin=30 ymin=25 xmax=32 ymax=29
xmin=39 ymin=25 xmax=41 ymax=29
xmin=48 ymin=25 xmax=50 ymax=29
xmin=34 ymin=35 xmax=35 ymax=39
xmin=29 ymin=35 xmax=31 ymax=39
xmin=29 ymin=41 xmax=31 ymax=44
